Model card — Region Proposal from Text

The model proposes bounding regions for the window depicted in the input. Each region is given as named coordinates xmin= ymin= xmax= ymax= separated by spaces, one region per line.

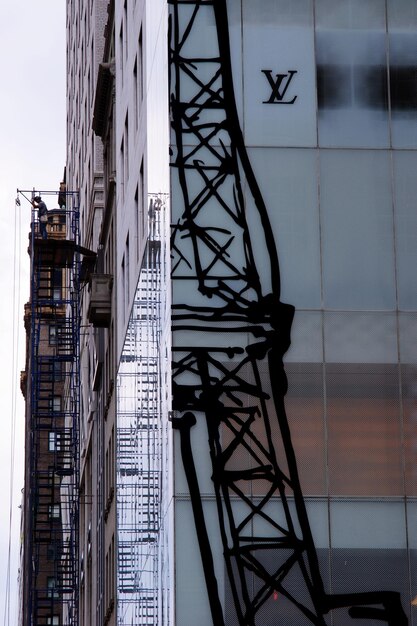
xmin=138 ymin=27 xmax=143 ymax=102
xmin=47 ymin=542 xmax=57 ymax=561
xmin=48 ymin=470 xmax=60 ymax=489
xmin=48 ymin=431 xmax=61 ymax=452
xmin=135 ymin=186 xmax=139 ymax=259
xmin=105 ymin=535 xmax=115 ymax=612
xmin=105 ymin=427 xmax=115 ymax=503
xmin=49 ymin=325 xmax=57 ymax=345
xmin=39 ymin=360 xmax=63 ymax=381
xmin=120 ymin=137 xmax=125 ymax=201
xmin=49 ymin=324 xmax=64 ymax=347
xmin=124 ymin=112 xmax=129 ymax=188
xmin=48 ymin=505 xmax=60 ymax=520
xmin=119 ymin=22 xmax=124 ymax=84
xmin=50 ymin=396 xmax=62 ymax=413
xmin=123 ymin=0 xmax=128 ymax=60
xmin=52 ymin=268 xmax=63 ymax=301
xmin=125 ymin=234 xmax=130 ymax=313
xmin=47 ymin=577 xmax=59 ymax=598
xmin=133 ymin=56 xmax=138 ymax=131
xmin=47 ymin=617 xmax=59 ymax=626
xmin=54 ymin=361 xmax=63 ymax=381
xmin=121 ymin=255 xmax=125 ymax=322
xmin=140 ymin=159 xmax=144 ymax=233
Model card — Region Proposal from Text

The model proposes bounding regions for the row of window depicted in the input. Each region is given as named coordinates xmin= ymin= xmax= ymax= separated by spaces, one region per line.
xmin=104 ymin=535 xmax=115 ymax=616
xmin=105 ymin=427 xmax=115 ymax=510
xmin=118 ymin=4 xmax=146 ymax=333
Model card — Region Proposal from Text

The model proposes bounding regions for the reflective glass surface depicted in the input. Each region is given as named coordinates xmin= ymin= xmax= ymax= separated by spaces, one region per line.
xmin=320 ymin=150 xmax=395 ymax=309
xmin=169 ymin=0 xmax=417 ymax=622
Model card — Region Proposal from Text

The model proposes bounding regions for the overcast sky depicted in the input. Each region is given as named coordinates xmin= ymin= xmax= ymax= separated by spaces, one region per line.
xmin=0 ymin=2 xmax=66 ymax=622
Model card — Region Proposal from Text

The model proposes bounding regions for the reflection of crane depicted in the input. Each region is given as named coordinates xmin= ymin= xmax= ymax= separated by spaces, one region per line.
xmin=168 ymin=1 xmax=408 ymax=624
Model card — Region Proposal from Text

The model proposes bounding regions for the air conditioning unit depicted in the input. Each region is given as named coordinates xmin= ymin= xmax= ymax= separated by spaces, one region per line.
xmin=87 ymin=273 xmax=113 ymax=327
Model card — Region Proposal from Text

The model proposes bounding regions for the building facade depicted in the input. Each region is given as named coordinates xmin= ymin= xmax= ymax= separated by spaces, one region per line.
xmin=66 ymin=1 xmax=170 ymax=625
xmin=19 ymin=198 xmax=89 ymax=626
xmin=27 ymin=0 xmax=416 ymax=625
xmin=169 ymin=1 xmax=416 ymax=624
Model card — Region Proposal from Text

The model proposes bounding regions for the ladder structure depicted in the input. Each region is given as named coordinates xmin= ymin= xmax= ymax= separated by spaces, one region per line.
xmin=168 ymin=1 xmax=408 ymax=625
xmin=21 ymin=190 xmax=95 ymax=626
xmin=116 ymin=195 xmax=165 ymax=625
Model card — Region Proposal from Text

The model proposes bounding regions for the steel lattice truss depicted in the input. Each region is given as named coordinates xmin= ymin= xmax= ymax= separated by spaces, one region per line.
xmin=169 ymin=1 xmax=408 ymax=624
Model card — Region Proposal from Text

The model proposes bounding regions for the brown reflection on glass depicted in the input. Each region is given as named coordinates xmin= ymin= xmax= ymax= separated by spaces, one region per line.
xmin=219 ymin=360 xmax=292 ymax=499
xmin=220 ymin=362 xmax=327 ymax=497
xmin=220 ymin=362 xmax=404 ymax=498
xmin=326 ymin=364 xmax=403 ymax=497
xmin=285 ymin=364 xmax=326 ymax=496
xmin=402 ymin=365 xmax=417 ymax=496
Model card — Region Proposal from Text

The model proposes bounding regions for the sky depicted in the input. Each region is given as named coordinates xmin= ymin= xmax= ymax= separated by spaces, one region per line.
xmin=0 ymin=2 xmax=66 ymax=623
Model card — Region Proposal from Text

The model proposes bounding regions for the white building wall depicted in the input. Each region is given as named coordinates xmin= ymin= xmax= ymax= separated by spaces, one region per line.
xmin=114 ymin=0 xmax=169 ymax=362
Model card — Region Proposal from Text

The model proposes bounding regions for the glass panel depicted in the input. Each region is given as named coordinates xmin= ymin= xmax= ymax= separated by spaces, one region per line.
xmin=47 ymin=577 xmax=59 ymax=598
xmin=394 ymin=151 xmax=417 ymax=308
xmin=169 ymin=4 xmax=227 ymax=150
xmin=285 ymin=310 xmax=323 ymax=363
xmin=407 ymin=503 xmax=417 ymax=621
xmin=323 ymin=312 xmax=398 ymax=364
xmin=49 ymin=505 xmax=61 ymax=519
xmin=51 ymin=396 xmax=61 ymax=412
xmin=316 ymin=0 xmax=389 ymax=148
xmin=320 ymin=150 xmax=395 ymax=309
xmin=249 ymin=148 xmax=321 ymax=308
xmin=244 ymin=0 xmax=314 ymax=25
xmin=388 ymin=0 xmax=417 ymax=28
xmin=402 ymin=364 xmax=417 ymax=496
xmin=388 ymin=0 xmax=417 ymax=147
xmin=326 ymin=363 xmax=403 ymax=496
xmin=389 ymin=33 xmax=417 ymax=147
xmin=48 ymin=431 xmax=61 ymax=452
xmin=175 ymin=499 xmax=224 ymax=626
xmin=171 ymin=169 xmax=255 ymax=306
xmin=330 ymin=500 xmax=407 ymax=548
xmin=224 ymin=500 xmax=330 ymax=626
xmin=399 ymin=313 xmax=417 ymax=363
xmin=243 ymin=0 xmax=317 ymax=147
xmin=329 ymin=501 xmax=409 ymax=623
xmin=316 ymin=0 xmax=386 ymax=28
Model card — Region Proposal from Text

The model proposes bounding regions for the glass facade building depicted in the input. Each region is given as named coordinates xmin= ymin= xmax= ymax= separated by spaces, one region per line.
xmin=169 ymin=1 xmax=417 ymax=624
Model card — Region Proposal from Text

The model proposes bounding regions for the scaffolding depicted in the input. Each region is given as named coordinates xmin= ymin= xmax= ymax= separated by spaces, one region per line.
xmin=116 ymin=195 xmax=165 ymax=626
xmin=21 ymin=189 xmax=95 ymax=626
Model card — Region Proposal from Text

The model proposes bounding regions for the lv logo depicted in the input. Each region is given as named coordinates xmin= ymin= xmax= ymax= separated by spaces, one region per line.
xmin=261 ymin=69 xmax=298 ymax=104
